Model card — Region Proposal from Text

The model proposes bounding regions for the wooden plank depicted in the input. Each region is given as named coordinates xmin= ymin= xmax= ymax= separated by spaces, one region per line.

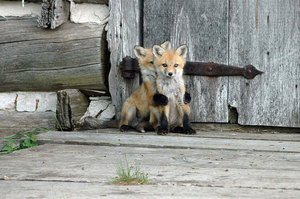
xmin=73 ymin=0 xmax=108 ymax=4
xmin=0 ymin=111 xmax=56 ymax=148
xmin=228 ymin=0 xmax=300 ymax=127
xmin=39 ymin=0 xmax=70 ymax=29
xmin=1 ymin=181 xmax=299 ymax=199
xmin=36 ymin=131 xmax=300 ymax=153
xmin=12 ymin=0 xmax=107 ymax=3
xmin=144 ymin=0 xmax=229 ymax=122
xmin=56 ymin=89 xmax=89 ymax=130
xmin=66 ymin=128 xmax=300 ymax=142
xmin=1 ymin=144 xmax=300 ymax=190
xmin=107 ymin=0 xmax=142 ymax=119
xmin=5 ymin=0 xmax=42 ymax=2
xmin=0 ymin=112 xmax=56 ymax=134
xmin=0 ymin=17 xmax=107 ymax=92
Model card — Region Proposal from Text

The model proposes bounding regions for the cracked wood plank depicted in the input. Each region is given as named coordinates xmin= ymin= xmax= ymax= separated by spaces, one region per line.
xmin=73 ymin=0 xmax=108 ymax=4
xmin=56 ymin=89 xmax=89 ymax=130
xmin=39 ymin=0 xmax=70 ymax=29
xmin=229 ymin=0 xmax=300 ymax=127
xmin=144 ymin=0 xmax=229 ymax=122
xmin=0 ymin=17 xmax=106 ymax=92
xmin=36 ymin=131 xmax=300 ymax=153
xmin=107 ymin=0 xmax=142 ymax=119
xmin=46 ymin=128 xmax=300 ymax=141
xmin=0 ymin=111 xmax=56 ymax=148
xmin=0 ymin=143 xmax=300 ymax=191
xmin=1 ymin=181 xmax=299 ymax=199
xmin=10 ymin=0 xmax=108 ymax=3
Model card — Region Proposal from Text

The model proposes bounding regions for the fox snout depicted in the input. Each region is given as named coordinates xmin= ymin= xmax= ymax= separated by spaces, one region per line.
xmin=167 ymin=72 xmax=174 ymax=77
xmin=163 ymin=70 xmax=175 ymax=78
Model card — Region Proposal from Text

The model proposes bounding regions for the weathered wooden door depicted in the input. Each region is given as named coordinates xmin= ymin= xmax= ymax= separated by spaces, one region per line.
xmin=108 ymin=0 xmax=299 ymax=128
xmin=143 ymin=0 xmax=300 ymax=127
xmin=144 ymin=0 xmax=229 ymax=123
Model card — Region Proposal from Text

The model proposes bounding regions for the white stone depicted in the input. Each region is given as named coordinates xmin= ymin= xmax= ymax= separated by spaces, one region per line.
xmin=16 ymin=92 xmax=57 ymax=112
xmin=0 ymin=2 xmax=41 ymax=18
xmin=97 ymin=103 xmax=115 ymax=121
xmin=82 ymin=98 xmax=110 ymax=118
xmin=70 ymin=2 xmax=109 ymax=24
xmin=80 ymin=97 xmax=115 ymax=122
xmin=0 ymin=92 xmax=17 ymax=111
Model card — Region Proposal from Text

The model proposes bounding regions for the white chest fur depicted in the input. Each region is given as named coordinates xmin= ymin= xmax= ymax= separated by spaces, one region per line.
xmin=156 ymin=77 xmax=184 ymax=98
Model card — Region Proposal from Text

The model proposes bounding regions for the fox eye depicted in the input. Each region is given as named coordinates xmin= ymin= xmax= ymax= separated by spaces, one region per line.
xmin=174 ymin=64 xmax=178 ymax=67
xmin=162 ymin=63 xmax=167 ymax=67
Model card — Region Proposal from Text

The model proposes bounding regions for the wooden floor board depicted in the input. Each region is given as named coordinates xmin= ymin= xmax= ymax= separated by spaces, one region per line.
xmin=37 ymin=130 xmax=300 ymax=153
xmin=1 ymin=180 xmax=299 ymax=199
xmin=1 ymin=129 xmax=300 ymax=198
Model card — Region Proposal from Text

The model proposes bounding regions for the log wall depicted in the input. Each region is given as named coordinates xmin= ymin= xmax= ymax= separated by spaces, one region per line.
xmin=0 ymin=17 xmax=107 ymax=92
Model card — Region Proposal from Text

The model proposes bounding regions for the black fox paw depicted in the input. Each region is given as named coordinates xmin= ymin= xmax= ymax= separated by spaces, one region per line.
xmin=157 ymin=126 xmax=168 ymax=135
xmin=184 ymin=126 xmax=196 ymax=135
xmin=184 ymin=92 xmax=191 ymax=104
xmin=120 ymin=125 xmax=133 ymax=132
xmin=172 ymin=126 xmax=185 ymax=133
xmin=153 ymin=94 xmax=168 ymax=106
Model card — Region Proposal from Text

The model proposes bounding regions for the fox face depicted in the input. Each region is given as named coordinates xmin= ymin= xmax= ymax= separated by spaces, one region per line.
xmin=152 ymin=44 xmax=187 ymax=78
xmin=134 ymin=46 xmax=154 ymax=72
xmin=134 ymin=41 xmax=172 ymax=79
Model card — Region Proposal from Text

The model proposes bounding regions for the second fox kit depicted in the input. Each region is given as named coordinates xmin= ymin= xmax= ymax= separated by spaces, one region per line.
xmin=152 ymin=44 xmax=195 ymax=134
xmin=119 ymin=42 xmax=170 ymax=132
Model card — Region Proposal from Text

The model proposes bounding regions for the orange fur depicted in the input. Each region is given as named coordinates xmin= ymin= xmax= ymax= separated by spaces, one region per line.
xmin=119 ymin=41 xmax=171 ymax=132
xmin=152 ymin=44 xmax=191 ymax=130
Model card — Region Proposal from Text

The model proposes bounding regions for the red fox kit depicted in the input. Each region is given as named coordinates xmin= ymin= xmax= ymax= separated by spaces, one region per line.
xmin=119 ymin=42 xmax=171 ymax=132
xmin=152 ymin=44 xmax=196 ymax=135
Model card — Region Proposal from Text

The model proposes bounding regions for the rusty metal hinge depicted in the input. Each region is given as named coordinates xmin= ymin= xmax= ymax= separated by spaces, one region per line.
xmin=120 ymin=56 xmax=264 ymax=79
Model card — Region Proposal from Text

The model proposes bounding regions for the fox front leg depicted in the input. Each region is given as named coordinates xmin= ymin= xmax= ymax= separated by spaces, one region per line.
xmin=184 ymin=92 xmax=191 ymax=104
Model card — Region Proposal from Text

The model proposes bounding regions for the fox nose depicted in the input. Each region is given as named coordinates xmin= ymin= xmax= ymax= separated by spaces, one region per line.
xmin=168 ymin=72 xmax=173 ymax=76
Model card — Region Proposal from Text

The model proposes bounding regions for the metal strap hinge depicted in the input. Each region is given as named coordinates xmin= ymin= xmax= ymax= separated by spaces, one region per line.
xmin=120 ymin=56 xmax=263 ymax=79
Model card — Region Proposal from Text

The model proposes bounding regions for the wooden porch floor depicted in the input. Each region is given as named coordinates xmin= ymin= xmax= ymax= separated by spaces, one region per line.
xmin=1 ymin=128 xmax=300 ymax=198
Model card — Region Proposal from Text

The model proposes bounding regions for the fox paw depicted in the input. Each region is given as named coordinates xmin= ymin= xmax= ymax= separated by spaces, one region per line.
xmin=157 ymin=126 xmax=168 ymax=135
xmin=120 ymin=125 xmax=133 ymax=132
xmin=184 ymin=92 xmax=191 ymax=104
xmin=153 ymin=94 xmax=168 ymax=106
xmin=184 ymin=126 xmax=196 ymax=135
xmin=172 ymin=126 xmax=185 ymax=133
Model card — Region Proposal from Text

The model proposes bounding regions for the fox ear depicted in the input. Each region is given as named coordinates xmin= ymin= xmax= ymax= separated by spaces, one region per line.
xmin=160 ymin=41 xmax=171 ymax=50
xmin=176 ymin=45 xmax=188 ymax=59
xmin=134 ymin=46 xmax=146 ymax=58
xmin=153 ymin=45 xmax=165 ymax=57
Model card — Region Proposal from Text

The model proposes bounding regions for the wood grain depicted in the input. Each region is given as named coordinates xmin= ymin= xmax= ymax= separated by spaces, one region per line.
xmin=144 ymin=0 xmax=229 ymax=122
xmin=107 ymin=0 xmax=142 ymax=119
xmin=0 ymin=111 xmax=56 ymax=136
xmin=1 ymin=181 xmax=299 ymax=199
xmin=37 ymin=131 xmax=300 ymax=153
xmin=228 ymin=0 xmax=300 ymax=127
xmin=1 ymin=129 xmax=300 ymax=197
xmin=73 ymin=0 xmax=108 ymax=4
xmin=1 ymin=142 xmax=300 ymax=189
xmin=0 ymin=17 xmax=107 ymax=92
xmin=39 ymin=0 xmax=70 ymax=29
xmin=56 ymin=89 xmax=89 ymax=130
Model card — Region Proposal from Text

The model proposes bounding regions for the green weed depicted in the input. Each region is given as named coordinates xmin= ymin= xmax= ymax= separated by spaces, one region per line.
xmin=112 ymin=158 xmax=150 ymax=185
xmin=0 ymin=127 xmax=48 ymax=155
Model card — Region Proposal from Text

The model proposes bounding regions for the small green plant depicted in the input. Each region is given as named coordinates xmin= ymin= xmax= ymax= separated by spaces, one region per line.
xmin=112 ymin=158 xmax=150 ymax=185
xmin=0 ymin=127 xmax=48 ymax=155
